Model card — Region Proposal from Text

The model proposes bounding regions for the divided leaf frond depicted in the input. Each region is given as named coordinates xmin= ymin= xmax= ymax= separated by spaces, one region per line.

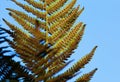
xmin=65 ymin=46 xmax=97 ymax=75
xmin=76 ymin=68 xmax=98 ymax=82
xmin=48 ymin=46 xmax=97 ymax=81
xmin=1 ymin=0 xmax=98 ymax=81
xmin=25 ymin=0 xmax=45 ymax=10
xmin=48 ymin=0 xmax=76 ymax=23
xmin=12 ymin=0 xmax=46 ymax=20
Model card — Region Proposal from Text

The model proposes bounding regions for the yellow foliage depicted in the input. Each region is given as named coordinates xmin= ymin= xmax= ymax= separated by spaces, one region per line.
xmin=2 ymin=0 xmax=97 ymax=82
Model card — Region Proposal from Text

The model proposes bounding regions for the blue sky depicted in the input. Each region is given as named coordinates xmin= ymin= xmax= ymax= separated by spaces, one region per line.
xmin=0 ymin=0 xmax=120 ymax=82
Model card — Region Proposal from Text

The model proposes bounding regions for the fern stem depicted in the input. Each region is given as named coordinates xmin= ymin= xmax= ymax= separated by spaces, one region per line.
xmin=45 ymin=0 xmax=48 ymax=45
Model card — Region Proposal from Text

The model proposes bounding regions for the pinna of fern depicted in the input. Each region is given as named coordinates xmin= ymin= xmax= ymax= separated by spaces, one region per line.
xmin=1 ymin=0 xmax=98 ymax=82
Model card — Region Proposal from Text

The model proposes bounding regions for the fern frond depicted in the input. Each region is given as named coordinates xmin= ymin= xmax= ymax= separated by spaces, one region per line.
xmin=2 ymin=18 xmax=30 ymax=38
xmin=52 ymin=46 xmax=97 ymax=81
xmin=47 ymin=24 xmax=85 ymax=71
xmin=76 ymin=68 xmax=97 ymax=82
xmin=25 ymin=0 xmax=45 ymax=10
xmin=65 ymin=46 xmax=97 ymax=74
xmin=35 ymin=60 xmax=72 ymax=82
xmin=54 ymin=22 xmax=84 ymax=49
xmin=8 ymin=12 xmax=45 ymax=40
xmin=6 ymin=8 xmax=46 ymax=30
xmin=12 ymin=0 xmax=46 ymax=20
xmin=48 ymin=6 xmax=80 ymax=34
xmin=31 ymin=48 xmax=58 ymax=71
xmin=1 ymin=0 xmax=98 ymax=81
xmin=48 ymin=0 xmax=76 ymax=23
xmin=47 ymin=0 xmax=68 ymax=14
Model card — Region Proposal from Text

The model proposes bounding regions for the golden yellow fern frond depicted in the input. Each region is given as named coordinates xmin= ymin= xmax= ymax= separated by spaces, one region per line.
xmin=53 ymin=22 xmax=83 ymax=49
xmin=76 ymin=68 xmax=97 ymax=82
xmin=12 ymin=0 xmax=46 ymax=20
xmin=47 ymin=23 xmax=85 ymax=71
xmin=2 ymin=19 xmax=31 ymax=39
xmin=2 ymin=0 xmax=98 ymax=81
xmin=48 ymin=11 xmax=80 ymax=44
xmin=35 ymin=61 xmax=72 ymax=82
xmin=6 ymin=8 xmax=46 ymax=30
xmin=46 ymin=28 xmax=83 ymax=70
xmin=48 ymin=6 xmax=80 ymax=34
xmin=48 ymin=0 xmax=76 ymax=23
xmin=31 ymin=48 xmax=59 ymax=73
xmin=32 ymin=48 xmax=58 ymax=70
xmin=25 ymin=0 xmax=45 ymax=10
xmin=8 ymin=12 xmax=46 ymax=40
xmin=47 ymin=0 xmax=68 ymax=14
xmin=46 ymin=46 xmax=97 ymax=82
xmin=60 ymin=46 xmax=97 ymax=79
xmin=48 ymin=7 xmax=84 ymax=44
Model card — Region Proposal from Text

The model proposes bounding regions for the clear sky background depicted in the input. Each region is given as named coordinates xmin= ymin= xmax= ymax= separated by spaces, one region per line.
xmin=0 ymin=0 xmax=120 ymax=82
